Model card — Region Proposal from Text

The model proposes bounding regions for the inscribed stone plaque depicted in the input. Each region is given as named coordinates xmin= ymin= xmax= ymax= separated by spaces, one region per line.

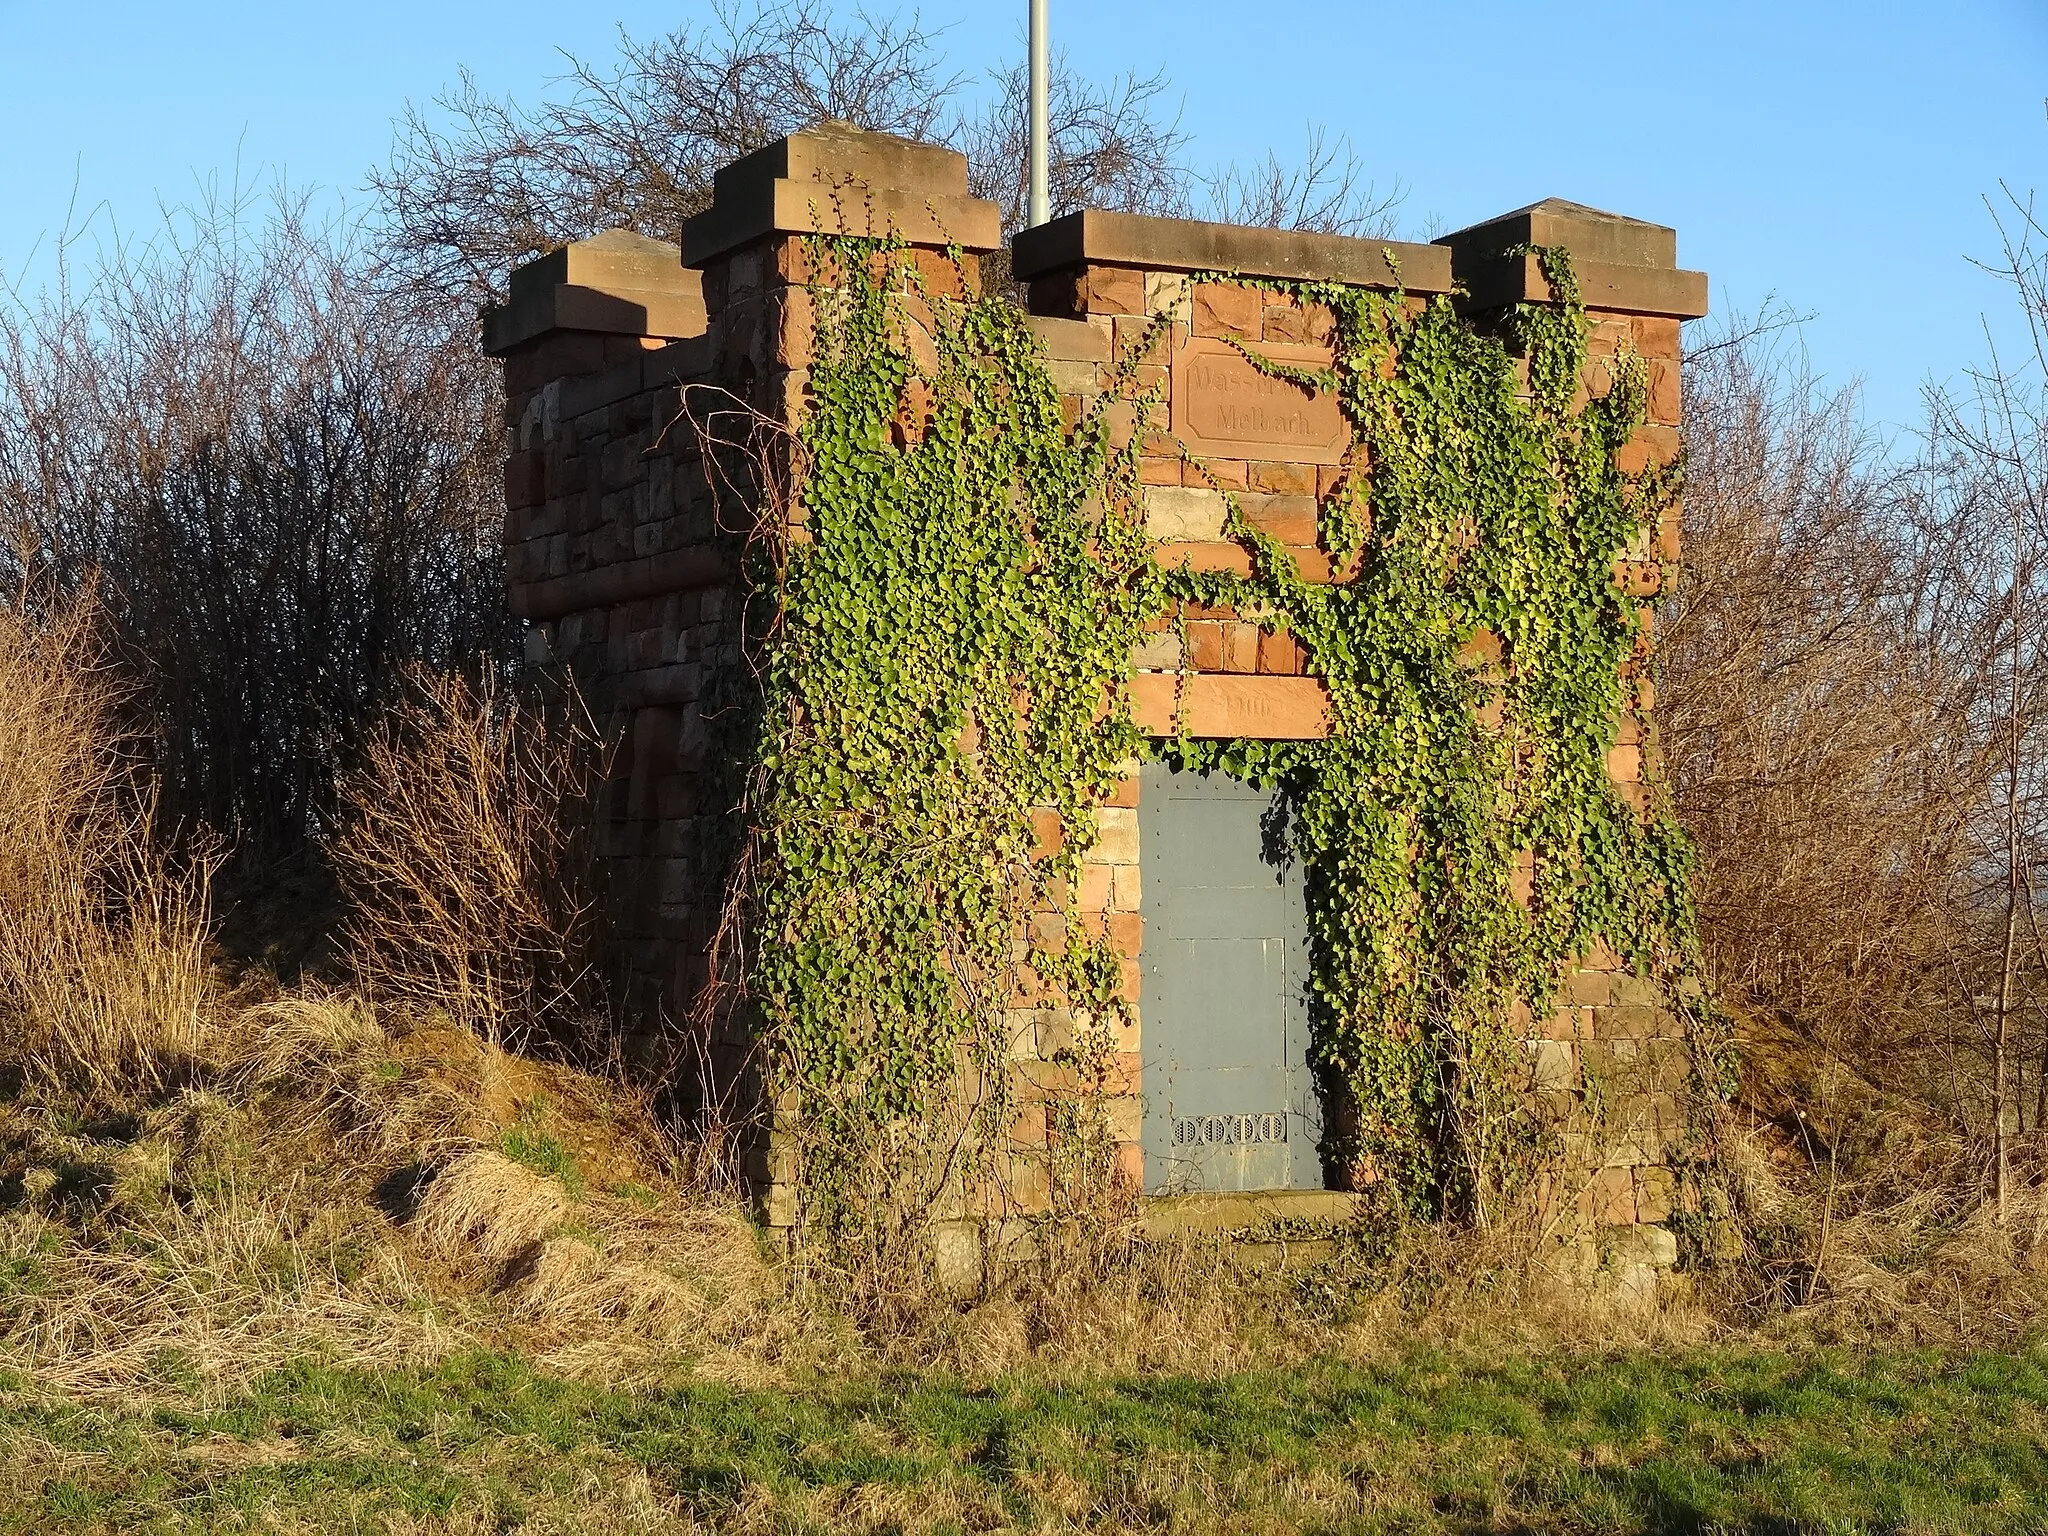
xmin=1171 ymin=336 xmax=1349 ymax=465
xmin=1128 ymin=674 xmax=1331 ymax=740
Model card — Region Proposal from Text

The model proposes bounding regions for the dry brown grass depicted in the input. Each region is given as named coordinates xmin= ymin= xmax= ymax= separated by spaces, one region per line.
xmin=0 ymin=990 xmax=793 ymax=1401
xmin=1678 ymin=1002 xmax=2048 ymax=1347
xmin=0 ymin=593 xmax=221 ymax=1098
xmin=0 ymin=1086 xmax=458 ymax=1398
xmin=226 ymin=994 xmax=783 ymax=1376
xmin=0 ymin=593 xmax=107 ymax=909
xmin=415 ymin=1148 xmax=578 ymax=1264
xmin=330 ymin=668 xmax=611 ymax=1050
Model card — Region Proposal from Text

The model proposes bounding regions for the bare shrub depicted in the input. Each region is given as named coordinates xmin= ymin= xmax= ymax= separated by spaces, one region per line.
xmin=1663 ymin=319 xmax=1982 ymax=1076
xmin=331 ymin=669 xmax=611 ymax=1047
xmin=1918 ymin=188 xmax=2048 ymax=1209
xmin=1667 ymin=238 xmax=2048 ymax=1287
xmin=0 ymin=189 xmax=512 ymax=869
xmin=0 ymin=592 xmax=219 ymax=1098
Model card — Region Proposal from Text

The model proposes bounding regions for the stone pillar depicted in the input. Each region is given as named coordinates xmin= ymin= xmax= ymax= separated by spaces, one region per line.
xmin=676 ymin=124 xmax=1001 ymax=1220
xmin=486 ymin=229 xmax=711 ymax=627
xmin=1440 ymin=200 xmax=1707 ymax=1290
xmin=484 ymin=125 xmax=1000 ymax=1222
xmin=1437 ymin=195 xmax=1704 ymax=656
xmin=484 ymin=229 xmax=722 ymax=1054
xmin=677 ymin=122 xmax=1000 ymax=550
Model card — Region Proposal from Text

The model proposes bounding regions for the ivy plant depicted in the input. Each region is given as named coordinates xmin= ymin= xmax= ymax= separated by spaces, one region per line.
xmin=740 ymin=234 xmax=1717 ymax=1239
xmin=742 ymin=237 xmax=1156 ymax=1238
xmin=1158 ymin=253 xmax=1712 ymax=1218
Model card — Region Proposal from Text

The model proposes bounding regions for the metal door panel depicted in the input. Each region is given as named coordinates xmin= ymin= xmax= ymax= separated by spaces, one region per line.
xmin=1172 ymin=887 xmax=1289 ymax=939
xmin=1162 ymin=938 xmax=1289 ymax=1075
xmin=1140 ymin=761 xmax=1322 ymax=1194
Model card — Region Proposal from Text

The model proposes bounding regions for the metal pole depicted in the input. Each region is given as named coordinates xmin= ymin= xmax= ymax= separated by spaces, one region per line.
xmin=1028 ymin=0 xmax=1050 ymax=227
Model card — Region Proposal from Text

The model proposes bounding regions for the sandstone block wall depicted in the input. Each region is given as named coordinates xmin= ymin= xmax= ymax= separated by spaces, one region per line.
xmin=1009 ymin=201 xmax=1706 ymax=1254
xmin=490 ymin=228 xmax=736 ymax=1050
xmin=484 ymin=127 xmax=1710 ymax=1269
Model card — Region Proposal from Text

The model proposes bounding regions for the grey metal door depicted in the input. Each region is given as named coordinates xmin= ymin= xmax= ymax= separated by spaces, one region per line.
xmin=1139 ymin=761 xmax=1322 ymax=1194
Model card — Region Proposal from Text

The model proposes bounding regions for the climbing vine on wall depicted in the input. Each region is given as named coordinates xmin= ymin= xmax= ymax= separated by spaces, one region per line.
xmin=743 ymin=236 xmax=1156 ymax=1237
xmin=743 ymin=231 xmax=1715 ymax=1239
xmin=1161 ymin=253 xmax=1711 ymax=1218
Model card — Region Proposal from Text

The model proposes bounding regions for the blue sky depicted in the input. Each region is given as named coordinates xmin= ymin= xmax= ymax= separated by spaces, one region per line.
xmin=2 ymin=0 xmax=2043 ymax=433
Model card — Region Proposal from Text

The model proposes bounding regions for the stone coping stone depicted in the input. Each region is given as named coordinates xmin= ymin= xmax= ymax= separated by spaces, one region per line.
xmin=1020 ymin=313 xmax=1113 ymax=362
xmin=1440 ymin=197 xmax=1680 ymax=269
xmin=1012 ymin=209 xmax=1454 ymax=292
xmin=683 ymin=179 xmax=1001 ymax=267
xmin=1436 ymin=197 xmax=1709 ymax=319
xmin=711 ymin=121 xmax=970 ymax=204
xmin=509 ymin=227 xmax=690 ymax=304
xmin=1456 ymin=252 xmax=1709 ymax=319
xmin=484 ymin=279 xmax=708 ymax=356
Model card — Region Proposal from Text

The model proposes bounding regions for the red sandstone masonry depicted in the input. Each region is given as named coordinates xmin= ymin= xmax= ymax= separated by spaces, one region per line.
xmin=1013 ymin=198 xmax=1709 ymax=1272
xmin=487 ymin=128 xmax=1017 ymax=1226
xmin=487 ymin=132 xmax=1710 ymax=1273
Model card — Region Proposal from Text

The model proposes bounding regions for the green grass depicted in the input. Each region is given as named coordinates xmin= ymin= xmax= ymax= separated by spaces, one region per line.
xmin=497 ymin=1096 xmax=586 ymax=1198
xmin=3 ymin=1346 xmax=2045 ymax=1533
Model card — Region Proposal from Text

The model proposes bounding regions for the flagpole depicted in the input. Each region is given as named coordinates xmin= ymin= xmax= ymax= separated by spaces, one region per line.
xmin=1028 ymin=0 xmax=1050 ymax=227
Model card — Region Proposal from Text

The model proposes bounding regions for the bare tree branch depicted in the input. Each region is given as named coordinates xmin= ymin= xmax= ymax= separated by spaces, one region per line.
xmin=958 ymin=53 xmax=1191 ymax=236
xmin=371 ymin=2 xmax=968 ymax=308
xmin=1203 ymin=125 xmax=1404 ymax=239
xmin=372 ymin=12 xmax=1404 ymax=307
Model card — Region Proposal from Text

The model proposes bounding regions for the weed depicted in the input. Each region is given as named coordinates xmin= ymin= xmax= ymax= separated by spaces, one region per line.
xmin=499 ymin=1098 xmax=586 ymax=1197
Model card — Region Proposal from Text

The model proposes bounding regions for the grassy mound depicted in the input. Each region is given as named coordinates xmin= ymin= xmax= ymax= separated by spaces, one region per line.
xmin=1713 ymin=1003 xmax=2048 ymax=1343
xmin=0 ymin=995 xmax=779 ymax=1399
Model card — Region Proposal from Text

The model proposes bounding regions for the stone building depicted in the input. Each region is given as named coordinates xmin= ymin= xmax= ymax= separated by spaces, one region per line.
xmin=483 ymin=123 xmax=1709 ymax=1280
